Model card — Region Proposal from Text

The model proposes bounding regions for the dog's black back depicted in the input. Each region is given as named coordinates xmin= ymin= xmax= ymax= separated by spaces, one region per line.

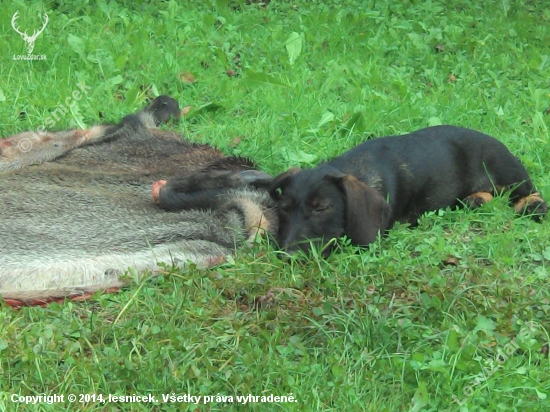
xmin=331 ymin=126 xmax=534 ymax=225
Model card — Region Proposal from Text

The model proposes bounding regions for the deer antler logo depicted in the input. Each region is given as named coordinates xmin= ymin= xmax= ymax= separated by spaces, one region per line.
xmin=11 ymin=11 xmax=49 ymax=55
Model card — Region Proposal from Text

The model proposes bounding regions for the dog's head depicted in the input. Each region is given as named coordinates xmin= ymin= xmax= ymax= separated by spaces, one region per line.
xmin=269 ymin=166 xmax=391 ymax=255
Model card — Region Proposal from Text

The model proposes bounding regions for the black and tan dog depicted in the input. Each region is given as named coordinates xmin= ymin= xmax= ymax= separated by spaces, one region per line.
xmin=269 ymin=125 xmax=547 ymax=254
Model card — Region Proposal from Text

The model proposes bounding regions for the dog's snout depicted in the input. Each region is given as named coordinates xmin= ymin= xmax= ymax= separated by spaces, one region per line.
xmin=281 ymin=234 xmax=301 ymax=255
xmin=279 ymin=215 xmax=307 ymax=253
xmin=280 ymin=240 xmax=308 ymax=257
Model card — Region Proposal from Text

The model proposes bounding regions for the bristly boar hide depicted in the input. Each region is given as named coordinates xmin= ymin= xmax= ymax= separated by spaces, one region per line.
xmin=0 ymin=96 xmax=277 ymax=304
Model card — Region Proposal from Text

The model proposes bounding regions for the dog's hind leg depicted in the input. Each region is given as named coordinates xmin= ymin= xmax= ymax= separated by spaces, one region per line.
xmin=483 ymin=153 xmax=548 ymax=221
xmin=464 ymin=187 xmax=547 ymax=220
xmin=512 ymin=191 xmax=548 ymax=221
xmin=464 ymin=188 xmax=547 ymax=220
xmin=498 ymin=177 xmax=548 ymax=221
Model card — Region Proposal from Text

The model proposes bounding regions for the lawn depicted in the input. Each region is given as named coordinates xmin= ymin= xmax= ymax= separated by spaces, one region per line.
xmin=1 ymin=0 xmax=550 ymax=411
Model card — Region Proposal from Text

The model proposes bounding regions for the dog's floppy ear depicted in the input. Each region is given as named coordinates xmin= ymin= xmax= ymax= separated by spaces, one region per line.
xmin=329 ymin=173 xmax=390 ymax=246
xmin=269 ymin=167 xmax=301 ymax=200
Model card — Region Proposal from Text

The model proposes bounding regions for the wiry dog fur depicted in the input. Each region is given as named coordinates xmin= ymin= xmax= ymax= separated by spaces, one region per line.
xmin=270 ymin=126 xmax=547 ymax=254
xmin=0 ymin=96 xmax=277 ymax=303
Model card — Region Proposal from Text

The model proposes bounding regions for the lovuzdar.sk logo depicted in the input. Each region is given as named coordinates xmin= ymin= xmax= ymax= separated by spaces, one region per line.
xmin=12 ymin=11 xmax=48 ymax=61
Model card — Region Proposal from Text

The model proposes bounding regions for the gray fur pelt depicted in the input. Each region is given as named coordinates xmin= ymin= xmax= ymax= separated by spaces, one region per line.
xmin=0 ymin=96 xmax=276 ymax=302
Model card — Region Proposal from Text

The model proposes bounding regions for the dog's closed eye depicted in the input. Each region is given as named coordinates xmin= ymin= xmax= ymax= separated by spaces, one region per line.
xmin=311 ymin=200 xmax=333 ymax=215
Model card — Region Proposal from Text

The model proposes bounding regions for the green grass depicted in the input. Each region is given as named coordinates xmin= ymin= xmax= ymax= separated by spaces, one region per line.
xmin=1 ymin=0 xmax=550 ymax=410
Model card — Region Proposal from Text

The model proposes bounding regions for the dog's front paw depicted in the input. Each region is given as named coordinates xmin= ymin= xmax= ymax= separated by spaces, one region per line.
xmin=463 ymin=192 xmax=494 ymax=209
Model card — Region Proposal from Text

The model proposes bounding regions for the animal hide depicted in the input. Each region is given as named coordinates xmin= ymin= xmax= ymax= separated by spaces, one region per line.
xmin=0 ymin=97 xmax=276 ymax=306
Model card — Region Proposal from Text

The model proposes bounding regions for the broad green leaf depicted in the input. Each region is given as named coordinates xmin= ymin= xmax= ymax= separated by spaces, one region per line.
xmin=68 ymin=34 xmax=86 ymax=61
xmin=538 ymin=55 xmax=549 ymax=71
xmin=98 ymin=0 xmax=112 ymax=17
xmin=115 ymin=54 xmax=128 ymax=70
xmin=532 ymin=111 xmax=548 ymax=133
xmin=185 ymin=102 xmax=223 ymax=119
xmin=285 ymin=32 xmax=303 ymax=65
xmin=536 ymin=388 xmax=547 ymax=400
xmin=343 ymin=111 xmax=365 ymax=133
xmin=286 ymin=149 xmax=318 ymax=165
xmin=214 ymin=47 xmax=230 ymax=66
xmin=409 ymin=382 xmax=429 ymax=412
xmin=312 ymin=307 xmax=324 ymax=316
xmin=428 ymin=116 xmax=442 ymax=126
xmin=427 ymin=359 xmax=447 ymax=372
xmin=150 ymin=84 xmax=160 ymax=97
xmin=203 ymin=14 xmax=216 ymax=28
xmin=69 ymin=102 xmax=86 ymax=129
xmin=308 ymin=111 xmax=335 ymax=133
xmin=125 ymin=86 xmax=140 ymax=106
xmin=322 ymin=301 xmax=333 ymax=313
xmin=246 ymin=70 xmax=290 ymax=87
xmin=317 ymin=111 xmax=334 ymax=128
xmin=446 ymin=329 xmax=459 ymax=350
xmin=533 ymin=89 xmax=546 ymax=111
xmin=474 ymin=315 xmax=496 ymax=335
xmin=331 ymin=364 xmax=344 ymax=378
xmin=105 ymin=75 xmax=123 ymax=89
xmin=286 ymin=374 xmax=295 ymax=386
